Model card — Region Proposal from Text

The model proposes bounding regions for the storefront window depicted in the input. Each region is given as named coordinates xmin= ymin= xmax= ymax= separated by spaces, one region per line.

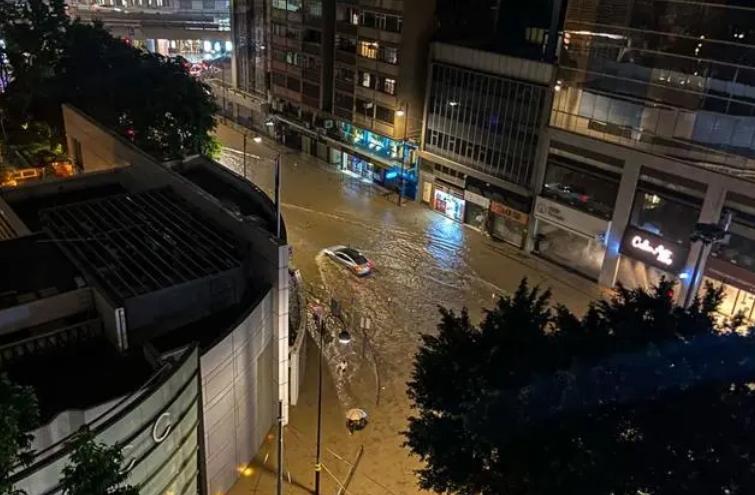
xmin=629 ymin=188 xmax=700 ymax=245
xmin=434 ymin=189 xmax=464 ymax=222
xmin=535 ymin=221 xmax=605 ymax=280
xmin=541 ymin=158 xmax=618 ymax=220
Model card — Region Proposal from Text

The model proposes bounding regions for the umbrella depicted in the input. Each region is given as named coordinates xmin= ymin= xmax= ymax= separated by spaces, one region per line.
xmin=346 ymin=408 xmax=368 ymax=422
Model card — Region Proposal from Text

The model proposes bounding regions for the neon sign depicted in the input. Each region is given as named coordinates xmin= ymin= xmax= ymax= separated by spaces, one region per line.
xmin=631 ymin=235 xmax=675 ymax=266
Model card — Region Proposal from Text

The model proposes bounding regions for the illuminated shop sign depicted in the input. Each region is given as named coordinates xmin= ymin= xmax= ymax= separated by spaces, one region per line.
xmin=620 ymin=226 xmax=689 ymax=273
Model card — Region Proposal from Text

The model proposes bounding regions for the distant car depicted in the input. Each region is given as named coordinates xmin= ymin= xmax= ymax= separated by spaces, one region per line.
xmin=323 ymin=246 xmax=373 ymax=276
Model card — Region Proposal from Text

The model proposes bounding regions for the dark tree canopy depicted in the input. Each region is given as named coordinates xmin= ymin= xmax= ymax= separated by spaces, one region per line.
xmin=405 ymin=279 xmax=755 ymax=495
xmin=0 ymin=376 xmax=39 ymax=495
xmin=0 ymin=0 xmax=218 ymax=159
xmin=60 ymin=429 xmax=138 ymax=495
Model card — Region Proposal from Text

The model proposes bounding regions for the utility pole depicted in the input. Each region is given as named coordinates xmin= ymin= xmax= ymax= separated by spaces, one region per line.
xmin=314 ymin=315 xmax=324 ymax=495
xmin=397 ymin=103 xmax=409 ymax=207
xmin=242 ymin=132 xmax=247 ymax=179
xmin=275 ymin=153 xmax=282 ymax=239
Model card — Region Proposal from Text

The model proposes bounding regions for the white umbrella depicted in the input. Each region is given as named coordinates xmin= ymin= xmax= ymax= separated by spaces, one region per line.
xmin=346 ymin=408 xmax=368 ymax=422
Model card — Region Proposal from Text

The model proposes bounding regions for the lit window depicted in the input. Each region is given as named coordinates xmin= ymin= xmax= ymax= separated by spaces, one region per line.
xmin=382 ymin=78 xmax=396 ymax=95
xmin=358 ymin=40 xmax=378 ymax=59
xmin=361 ymin=72 xmax=372 ymax=88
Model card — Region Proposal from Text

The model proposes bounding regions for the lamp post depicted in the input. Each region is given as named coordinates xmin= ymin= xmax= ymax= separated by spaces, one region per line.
xmin=683 ymin=221 xmax=728 ymax=307
xmin=395 ymin=105 xmax=408 ymax=206
xmin=314 ymin=310 xmax=351 ymax=495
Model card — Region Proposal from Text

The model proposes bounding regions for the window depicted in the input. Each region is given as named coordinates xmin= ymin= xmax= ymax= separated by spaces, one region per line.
xmin=335 ymin=92 xmax=354 ymax=110
xmin=629 ymin=188 xmax=700 ymax=245
xmin=336 ymin=35 xmax=356 ymax=52
xmin=272 ymin=23 xmax=286 ymax=36
xmin=385 ymin=15 xmax=402 ymax=33
xmin=335 ymin=68 xmax=354 ymax=84
xmin=375 ymin=105 xmax=394 ymax=124
xmin=303 ymin=29 xmax=321 ymax=44
xmin=382 ymin=77 xmax=396 ymax=95
xmin=542 ymin=157 xmax=619 ymax=220
xmin=379 ymin=45 xmax=398 ymax=64
xmin=285 ymin=51 xmax=301 ymax=66
xmin=202 ymin=0 xmax=213 ymax=9
xmin=272 ymin=72 xmax=286 ymax=87
xmin=287 ymin=76 xmax=301 ymax=91
xmin=360 ymin=11 xmax=376 ymax=28
xmin=358 ymin=40 xmax=378 ymax=59
xmin=360 ymin=71 xmax=373 ymax=88
xmin=179 ymin=0 xmax=191 ymax=9
xmin=356 ymin=98 xmax=374 ymax=118
xmin=303 ymin=81 xmax=319 ymax=98
xmin=305 ymin=0 xmax=321 ymax=17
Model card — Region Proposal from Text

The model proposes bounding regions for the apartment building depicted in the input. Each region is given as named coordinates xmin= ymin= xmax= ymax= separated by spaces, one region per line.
xmin=264 ymin=0 xmax=435 ymax=199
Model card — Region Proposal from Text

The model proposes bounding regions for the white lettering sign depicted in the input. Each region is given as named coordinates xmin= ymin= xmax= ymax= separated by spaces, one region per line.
xmin=631 ymin=235 xmax=674 ymax=266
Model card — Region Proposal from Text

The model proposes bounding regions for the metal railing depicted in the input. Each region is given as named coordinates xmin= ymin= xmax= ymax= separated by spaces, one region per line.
xmin=0 ymin=318 xmax=102 ymax=368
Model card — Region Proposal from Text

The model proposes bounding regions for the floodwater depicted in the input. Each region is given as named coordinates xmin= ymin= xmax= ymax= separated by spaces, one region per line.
xmin=215 ymin=123 xmax=602 ymax=493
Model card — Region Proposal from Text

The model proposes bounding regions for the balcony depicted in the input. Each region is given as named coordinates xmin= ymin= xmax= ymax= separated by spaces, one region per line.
xmin=359 ymin=0 xmax=403 ymax=12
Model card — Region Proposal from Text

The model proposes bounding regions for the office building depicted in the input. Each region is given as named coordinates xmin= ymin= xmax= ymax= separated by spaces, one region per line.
xmin=417 ymin=0 xmax=562 ymax=245
xmin=538 ymin=0 xmax=755 ymax=319
xmin=1 ymin=105 xmax=291 ymax=495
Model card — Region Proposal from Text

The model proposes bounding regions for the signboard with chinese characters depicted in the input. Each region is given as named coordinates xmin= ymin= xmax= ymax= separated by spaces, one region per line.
xmin=620 ymin=226 xmax=689 ymax=273
xmin=490 ymin=201 xmax=529 ymax=225
xmin=464 ymin=190 xmax=490 ymax=208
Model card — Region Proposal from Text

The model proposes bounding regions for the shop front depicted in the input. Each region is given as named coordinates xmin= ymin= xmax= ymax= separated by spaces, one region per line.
xmin=701 ymin=257 xmax=755 ymax=325
xmin=617 ymin=184 xmax=700 ymax=291
xmin=618 ymin=226 xmax=689 ymax=291
xmin=463 ymin=190 xmax=490 ymax=231
xmin=490 ymin=201 xmax=529 ymax=248
xmin=433 ymin=182 xmax=465 ymax=222
xmin=533 ymin=196 xmax=610 ymax=280
xmin=342 ymin=152 xmax=378 ymax=181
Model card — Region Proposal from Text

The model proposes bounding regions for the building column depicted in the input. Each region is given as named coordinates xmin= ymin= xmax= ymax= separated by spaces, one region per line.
xmin=598 ymin=160 xmax=641 ymax=288
xmin=677 ymin=182 xmax=727 ymax=305
xmin=273 ymin=244 xmax=290 ymax=424
xmin=523 ymin=128 xmax=552 ymax=253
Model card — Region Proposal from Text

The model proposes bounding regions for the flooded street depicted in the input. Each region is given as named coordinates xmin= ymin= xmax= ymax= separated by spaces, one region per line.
xmin=216 ymin=122 xmax=603 ymax=494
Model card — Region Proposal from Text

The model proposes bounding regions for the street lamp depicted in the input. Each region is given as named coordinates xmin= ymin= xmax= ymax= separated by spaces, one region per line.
xmin=247 ymin=135 xmax=283 ymax=239
xmin=396 ymin=103 xmax=409 ymax=206
xmin=683 ymin=220 xmax=729 ymax=307
xmin=314 ymin=313 xmax=351 ymax=495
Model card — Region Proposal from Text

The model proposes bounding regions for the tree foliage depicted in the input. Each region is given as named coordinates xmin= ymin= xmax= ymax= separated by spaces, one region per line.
xmin=60 ymin=429 xmax=138 ymax=495
xmin=405 ymin=279 xmax=755 ymax=495
xmin=0 ymin=376 xmax=39 ymax=495
xmin=0 ymin=0 xmax=218 ymax=159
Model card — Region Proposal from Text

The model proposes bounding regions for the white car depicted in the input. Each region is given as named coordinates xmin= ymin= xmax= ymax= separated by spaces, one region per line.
xmin=323 ymin=246 xmax=373 ymax=276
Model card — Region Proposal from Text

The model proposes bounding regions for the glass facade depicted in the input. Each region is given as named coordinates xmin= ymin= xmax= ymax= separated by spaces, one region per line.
xmin=628 ymin=187 xmax=701 ymax=245
xmin=541 ymin=155 xmax=619 ymax=220
xmin=425 ymin=63 xmax=548 ymax=187
xmin=552 ymin=0 xmax=755 ymax=171
xmin=233 ymin=0 xmax=267 ymax=95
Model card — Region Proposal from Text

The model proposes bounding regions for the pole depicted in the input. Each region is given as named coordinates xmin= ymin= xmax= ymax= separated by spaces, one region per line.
xmin=275 ymin=153 xmax=282 ymax=239
xmin=277 ymin=400 xmax=284 ymax=495
xmin=684 ymin=241 xmax=707 ymax=308
xmin=242 ymin=133 xmax=247 ymax=179
xmin=397 ymin=104 xmax=408 ymax=207
xmin=315 ymin=316 xmax=324 ymax=495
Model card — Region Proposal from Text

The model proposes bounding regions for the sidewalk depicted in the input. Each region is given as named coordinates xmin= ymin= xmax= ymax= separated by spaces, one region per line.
xmin=228 ymin=334 xmax=374 ymax=495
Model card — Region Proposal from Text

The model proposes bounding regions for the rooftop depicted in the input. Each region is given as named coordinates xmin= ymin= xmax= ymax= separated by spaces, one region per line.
xmin=39 ymin=187 xmax=243 ymax=304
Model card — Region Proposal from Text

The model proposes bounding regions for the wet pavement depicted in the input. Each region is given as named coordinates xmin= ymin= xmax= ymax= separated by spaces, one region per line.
xmin=215 ymin=121 xmax=606 ymax=494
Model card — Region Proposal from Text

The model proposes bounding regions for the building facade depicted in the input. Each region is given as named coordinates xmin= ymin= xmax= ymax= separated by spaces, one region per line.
xmin=2 ymin=105 xmax=292 ymax=495
xmin=538 ymin=0 xmax=755 ymax=320
xmin=419 ymin=43 xmax=553 ymax=247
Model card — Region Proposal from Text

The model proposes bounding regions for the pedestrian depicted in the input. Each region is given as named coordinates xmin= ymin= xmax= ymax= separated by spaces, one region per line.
xmin=336 ymin=360 xmax=347 ymax=377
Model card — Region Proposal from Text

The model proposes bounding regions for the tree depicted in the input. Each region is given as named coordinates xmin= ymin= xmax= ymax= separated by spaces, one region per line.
xmin=0 ymin=376 xmax=39 ymax=495
xmin=60 ymin=429 xmax=138 ymax=495
xmin=405 ymin=279 xmax=755 ymax=495
xmin=0 ymin=2 xmax=218 ymax=159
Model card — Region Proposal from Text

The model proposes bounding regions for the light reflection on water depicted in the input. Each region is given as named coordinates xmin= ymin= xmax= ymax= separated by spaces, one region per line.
xmin=425 ymin=214 xmax=465 ymax=272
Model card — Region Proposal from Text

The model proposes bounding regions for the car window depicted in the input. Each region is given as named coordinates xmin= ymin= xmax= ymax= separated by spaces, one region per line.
xmin=336 ymin=252 xmax=352 ymax=263
xmin=341 ymin=248 xmax=367 ymax=264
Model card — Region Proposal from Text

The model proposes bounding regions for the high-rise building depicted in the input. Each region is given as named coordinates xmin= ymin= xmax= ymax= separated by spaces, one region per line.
xmin=232 ymin=0 xmax=268 ymax=96
xmin=535 ymin=0 xmax=755 ymax=318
